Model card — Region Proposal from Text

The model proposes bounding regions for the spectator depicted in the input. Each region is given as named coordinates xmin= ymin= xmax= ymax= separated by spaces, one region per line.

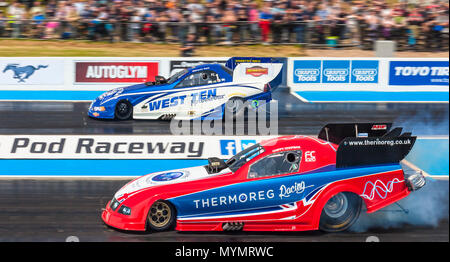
xmin=247 ymin=2 xmax=259 ymax=42
xmin=186 ymin=0 xmax=204 ymax=39
xmin=346 ymin=6 xmax=361 ymax=45
xmin=313 ymin=3 xmax=329 ymax=44
xmin=407 ymin=6 xmax=424 ymax=48
xmin=29 ymin=1 xmax=45 ymax=18
xmin=167 ymin=2 xmax=181 ymax=42
xmin=0 ymin=0 xmax=447 ymax=51
xmin=130 ymin=11 xmax=142 ymax=42
xmin=328 ymin=3 xmax=347 ymax=41
xmin=236 ymin=8 xmax=248 ymax=43
xmin=205 ymin=1 xmax=223 ymax=44
xmin=271 ymin=1 xmax=285 ymax=43
xmin=7 ymin=1 xmax=26 ymax=38
xmin=222 ymin=9 xmax=236 ymax=44
xmin=391 ymin=4 xmax=408 ymax=45
xmin=63 ymin=2 xmax=80 ymax=39
xmin=0 ymin=10 xmax=5 ymax=37
xmin=259 ymin=1 xmax=273 ymax=44
xmin=180 ymin=32 xmax=196 ymax=56
xmin=45 ymin=0 xmax=58 ymax=19
xmin=423 ymin=5 xmax=449 ymax=51
xmin=365 ymin=8 xmax=380 ymax=42
xmin=291 ymin=4 xmax=305 ymax=44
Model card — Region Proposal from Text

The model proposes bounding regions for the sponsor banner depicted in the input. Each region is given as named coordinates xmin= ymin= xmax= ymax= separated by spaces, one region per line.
xmin=322 ymin=60 xmax=350 ymax=83
xmin=169 ymin=59 xmax=227 ymax=76
xmin=233 ymin=62 xmax=283 ymax=84
xmin=293 ymin=60 xmax=321 ymax=84
xmin=389 ymin=61 xmax=449 ymax=86
xmin=288 ymin=57 xmax=448 ymax=103
xmin=0 ymin=135 xmax=446 ymax=177
xmin=0 ymin=135 xmax=273 ymax=160
xmin=351 ymin=60 xmax=379 ymax=84
xmin=75 ymin=61 xmax=159 ymax=84
xmin=293 ymin=59 xmax=378 ymax=84
xmin=245 ymin=66 xmax=269 ymax=77
xmin=0 ymin=59 xmax=65 ymax=85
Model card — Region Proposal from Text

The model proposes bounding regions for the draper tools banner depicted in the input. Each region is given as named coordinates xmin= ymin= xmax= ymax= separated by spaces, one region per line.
xmin=293 ymin=60 xmax=379 ymax=84
xmin=288 ymin=57 xmax=449 ymax=103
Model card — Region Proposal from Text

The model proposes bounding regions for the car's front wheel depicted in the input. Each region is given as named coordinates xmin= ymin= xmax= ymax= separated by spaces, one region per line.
xmin=223 ymin=97 xmax=246 ymax=119
xmin=319 ymin=192 xmax=362 ymax=232
xmin=115 ymin=100 xmax=133 ymax=120
xmin=147 ymin=200 xmax=176 ymax=232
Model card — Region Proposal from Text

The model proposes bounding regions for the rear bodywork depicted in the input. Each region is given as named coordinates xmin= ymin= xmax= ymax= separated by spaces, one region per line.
xmin=89 ymin=57 xmax=283 ymax=120
xmin=102 ymin=123 xmax=425 ymax=232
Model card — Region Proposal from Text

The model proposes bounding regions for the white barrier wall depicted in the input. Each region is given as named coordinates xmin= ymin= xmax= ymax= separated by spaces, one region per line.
xmin=0 ymin=134 xmax=447 ymax=178
xmin=0 ymin=135 xmax=273 ymax=159
xmin=0 ymin=57 xmax=227 ymax=101
xmin=0 ymin=135 xmax=273 ymax=177
xmin=1 ymin=56 xmax=448 ymax=102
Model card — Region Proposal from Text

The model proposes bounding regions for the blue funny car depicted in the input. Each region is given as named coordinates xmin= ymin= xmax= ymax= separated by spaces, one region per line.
xmin=88 ymin=57 xmax=283 ymax=120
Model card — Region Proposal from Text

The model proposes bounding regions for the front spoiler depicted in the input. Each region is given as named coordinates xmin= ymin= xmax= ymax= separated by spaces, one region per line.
xmin=88 ymin=108 xmax=115 ymax=119
xmin=101 ymin=201 xmax=147 ymax=231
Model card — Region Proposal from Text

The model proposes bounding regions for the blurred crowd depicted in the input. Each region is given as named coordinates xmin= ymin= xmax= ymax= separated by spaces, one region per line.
xmin=0 ymin=0 xmax=448 ymax=51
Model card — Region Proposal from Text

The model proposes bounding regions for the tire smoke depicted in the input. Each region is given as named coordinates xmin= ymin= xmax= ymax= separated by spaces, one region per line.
xmin=350 ymin=178 xmax=449 ymax=232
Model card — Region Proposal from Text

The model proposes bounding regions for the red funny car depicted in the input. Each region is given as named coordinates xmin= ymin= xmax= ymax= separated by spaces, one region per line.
xmin=102 ymin=123 xmax=425 ymax=232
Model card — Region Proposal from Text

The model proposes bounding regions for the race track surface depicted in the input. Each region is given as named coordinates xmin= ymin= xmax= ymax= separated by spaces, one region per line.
xmin=0 ymin=91 xmax=448 ymax=242
xmin=0 ymin=178 xmax=447 ymax=242
xmin=0 ymin=90 xmax=448 ymax=135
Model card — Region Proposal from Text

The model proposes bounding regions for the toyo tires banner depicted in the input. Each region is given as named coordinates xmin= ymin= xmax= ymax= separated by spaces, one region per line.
xmin=288 ymin=57 xmax=449 ymax=103
xmin=388 ymin=61 xmax=449 ymax=86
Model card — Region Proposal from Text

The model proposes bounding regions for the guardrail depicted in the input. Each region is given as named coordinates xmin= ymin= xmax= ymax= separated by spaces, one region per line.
xmin=1 ymin=19 xmax=448 ymax=50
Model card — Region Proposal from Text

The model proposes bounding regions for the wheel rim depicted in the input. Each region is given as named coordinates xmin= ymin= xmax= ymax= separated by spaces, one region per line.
xmin=324 ymin=193 xmax=348 ymax=218
xmin=149 ymin=201 xmax=171 ymax=228
xmin=226 ymin=99 xmax=241 ymax=113
xmin=118 ymin=103 xmax=128 ymax=114
xmin=116 ymin=102 xmax=130 ymax=118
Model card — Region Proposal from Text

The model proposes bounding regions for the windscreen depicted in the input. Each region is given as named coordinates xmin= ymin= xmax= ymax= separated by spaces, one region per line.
xmin=226 ymin=143 xmax=265 ymax=172
xmin=167 ymin=69 xmax=188 ymax=84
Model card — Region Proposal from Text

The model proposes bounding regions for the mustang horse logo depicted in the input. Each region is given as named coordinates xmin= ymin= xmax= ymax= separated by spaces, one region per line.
xmin=3 ymin=64 xmax=48 ymax=82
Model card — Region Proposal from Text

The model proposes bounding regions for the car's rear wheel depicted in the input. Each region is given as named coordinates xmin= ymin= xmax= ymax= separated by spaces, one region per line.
xmin=319 ymin=192 xmax=362 ymax=232
xmin=223 ymin=97 xmax=246 ymax=119
xmin=115 ymin=100 xmax=133 ymax=120
xmin=147 ymin=200 xmax=176 ymax=232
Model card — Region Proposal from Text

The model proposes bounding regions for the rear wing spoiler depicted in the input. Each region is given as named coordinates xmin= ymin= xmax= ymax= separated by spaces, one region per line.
xmin=226 ymin=57 xmax=284 ymax=90
xmin=225 ymin=57 xmax=284 ymax=70
xmin=318 ymin=123 xmax=393 ymax=144
xmin=318 ymin=123 xmax=416 ymax=168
